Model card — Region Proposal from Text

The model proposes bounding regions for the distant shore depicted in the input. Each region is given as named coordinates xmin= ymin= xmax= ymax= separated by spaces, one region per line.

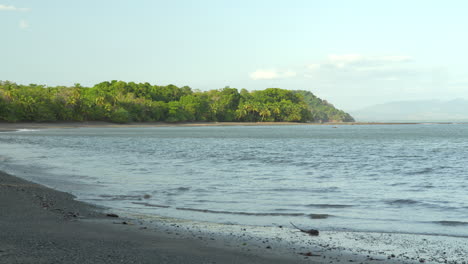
xmin=0 ymin=121 xmax=443 ymax=132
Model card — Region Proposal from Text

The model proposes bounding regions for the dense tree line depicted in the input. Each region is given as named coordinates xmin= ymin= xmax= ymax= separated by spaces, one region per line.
xmin=0 ymin=81 xmax=354 ymax=123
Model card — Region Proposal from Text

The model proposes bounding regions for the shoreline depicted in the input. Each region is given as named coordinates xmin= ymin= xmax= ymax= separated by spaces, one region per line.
xmin=0 ymin=170 xmax=302 ymax=264
xmin=0 ymin=120 xmax=462 ymax=132
xmin=1 ymin=170 xmax=467 ymax=263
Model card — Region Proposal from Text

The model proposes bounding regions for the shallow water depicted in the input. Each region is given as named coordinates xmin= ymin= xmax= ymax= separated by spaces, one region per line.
xmin=1 ymin=124 xmax=467 ymax=237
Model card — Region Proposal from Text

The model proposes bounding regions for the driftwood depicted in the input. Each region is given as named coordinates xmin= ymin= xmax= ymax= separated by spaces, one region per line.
xmin=290 ymin=222 xmax=319 ymax=236
xmin=299 ymin=252 xmax=321 ymax=257
xmin=106 ymin=213 xmax=119 ymax=218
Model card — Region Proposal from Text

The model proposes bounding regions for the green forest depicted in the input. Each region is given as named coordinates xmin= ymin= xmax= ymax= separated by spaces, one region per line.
xmin=0 ymin=81 xmax=354 ymax=123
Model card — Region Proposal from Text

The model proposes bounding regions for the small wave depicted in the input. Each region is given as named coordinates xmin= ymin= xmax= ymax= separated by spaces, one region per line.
xmin=386 ymin=199 xmax=458 ymax=210
xmin=270 ymin=188 xmax=308 ymax=192
xmin=274 ymin=208 xmax=295 ymax=212
xmin=175 ymin=207 xmax=305 ymax=217
xmin=194 ymin=199 xmax=210 ymax=203
xmin=385 ymin=199 xmax=420 ymax=205
xmin=389 ymin=182 xmax=407 ymax=186
xmin=406 ymin=168 xmax=434 ymax=175
xmin=132 ymin=202 xmax=170 ymax=208
xmin=309 ymin=213 xmax=333 ymax=219
xmin=433 ymin=221 xmax=468 ymax=226
xmin=383 ymin=155 xmax=423 ymax=158
xmin=271 ymin=187 xmax=339 ymax=193
xmin=305 ymin=203 xmax=353 ymax=208
xmin=292 ymin=161 xmax=318 ymax=167
xmin=99 ymin=194 xmax=143 ymax=201
xmin=14 ymin=128 xmax=39 ymax=132
xmin=315 ymin=187 xmax=340 ymax=193
xmin=419 ymin=184 xmax=435 ymax=189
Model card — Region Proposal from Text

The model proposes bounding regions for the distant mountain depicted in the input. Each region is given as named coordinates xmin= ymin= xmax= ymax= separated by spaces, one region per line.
xmin=350 ymin=99 xmax=468 ymax=122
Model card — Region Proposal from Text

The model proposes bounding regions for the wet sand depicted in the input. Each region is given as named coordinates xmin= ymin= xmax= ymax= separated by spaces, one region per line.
xmin=0 ymin=171 xmax=304 ymax=264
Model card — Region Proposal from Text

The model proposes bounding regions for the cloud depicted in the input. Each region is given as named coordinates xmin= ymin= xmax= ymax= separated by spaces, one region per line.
xmin=0 ymin=4 xmax=30 ymax=11
xmin=322 ymin=54 xmax=412 ymax=71
xmin=328 ymin=54 xmax=363 ymax=68
xmin=19 ymin=20 xmax=29 ymax=29
xmin=305 ymin=54 xmax=413 ymax=80
xmin=303 ymin=53 xmax=420 ymax=90
xmin=307 ymin=64 xmax=321 ymax=71
xmin=250 ymin=69 xmax=296 ymax=80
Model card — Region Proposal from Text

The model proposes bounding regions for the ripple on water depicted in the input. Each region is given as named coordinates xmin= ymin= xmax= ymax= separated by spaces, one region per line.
xmin=385 ymin=199 xmax=420 ymax=206
xmin=309 ymin=213 xmax=333 ymax=219
xmin=2 ymin=124 xmax=468 ymax=237
xmin=132 ymin=202 xmax=170 ymax=208
xmin=432 ymin=220 xmax=468 ymax=226
xmin=305 ymin=203 xmax=353 ymax=209
xmin=175 ymin=207 xmax=306 ymax=217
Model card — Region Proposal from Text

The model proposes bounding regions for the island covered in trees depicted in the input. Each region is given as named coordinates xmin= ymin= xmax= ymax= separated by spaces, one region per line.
xmin=0 ymin=81 xmax=354 ymax=123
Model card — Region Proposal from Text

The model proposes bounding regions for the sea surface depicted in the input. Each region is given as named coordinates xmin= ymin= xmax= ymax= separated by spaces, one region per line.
xmin=1 ymin=124 xmax=467 ymax=237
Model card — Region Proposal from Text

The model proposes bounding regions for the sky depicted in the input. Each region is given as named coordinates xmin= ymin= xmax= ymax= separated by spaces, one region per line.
xmin=2 ymin=0 xmax=468 ymax=110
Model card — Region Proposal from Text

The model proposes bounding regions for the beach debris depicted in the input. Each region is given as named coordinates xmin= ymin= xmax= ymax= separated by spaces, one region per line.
xmin=290 ymin=222 xmax=319 ymax=236
xmin=66 ymin=212 xmax=79 ymax=218
xmin=106 ymin=213 xmax=119 ymax=218
xmin=113 ymin=221 xmax=133 ymax=225
xmin=299 ymin=252 xmax=321 ymax=257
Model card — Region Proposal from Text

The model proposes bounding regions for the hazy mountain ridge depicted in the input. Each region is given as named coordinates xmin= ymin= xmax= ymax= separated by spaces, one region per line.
xmin=351 ymin=99 xmax=468 ymax=122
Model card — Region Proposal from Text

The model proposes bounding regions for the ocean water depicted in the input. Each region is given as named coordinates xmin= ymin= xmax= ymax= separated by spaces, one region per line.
xmin=1 ymin=124 xmax=467 ymax=237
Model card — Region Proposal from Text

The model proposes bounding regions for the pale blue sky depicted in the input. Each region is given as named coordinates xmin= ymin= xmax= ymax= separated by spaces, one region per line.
xmin=2 ymin=0 xmax=468 ymax=110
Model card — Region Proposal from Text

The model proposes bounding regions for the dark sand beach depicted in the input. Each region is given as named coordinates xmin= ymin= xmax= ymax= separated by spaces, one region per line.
xmin=0 ymin=171 xmax=302 ymax=264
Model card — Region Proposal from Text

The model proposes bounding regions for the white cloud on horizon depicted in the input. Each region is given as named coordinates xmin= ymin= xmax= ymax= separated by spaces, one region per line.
xmin=0 ymin=4 xmax=30 ymax=11
xmin=250 ymin=69 xmax=297 ymax=80
xmin=307 ymin=64 xmax=321 ymax=71
xmin=19 ymin=20 xmax=29 ymax=29
xmin=319 ymin=54 xmax=412 ymax=71
xmin=306 ymin=54 xmax=414 ymax=82
xmin=250 ymin=54 xmax=411 ymax=81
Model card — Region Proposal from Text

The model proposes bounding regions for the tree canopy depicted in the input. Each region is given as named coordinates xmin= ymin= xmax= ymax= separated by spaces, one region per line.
xmin=0 ymin=81 xmax=354 ymax=123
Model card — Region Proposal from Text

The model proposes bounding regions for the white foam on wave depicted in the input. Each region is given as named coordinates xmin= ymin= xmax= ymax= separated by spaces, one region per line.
xmin=15 ymin=129 xmax=40 ymax=132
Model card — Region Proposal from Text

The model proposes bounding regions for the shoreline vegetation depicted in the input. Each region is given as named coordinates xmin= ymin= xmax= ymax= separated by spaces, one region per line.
xmin=0 ymin=80 xmax=354 ymax=124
